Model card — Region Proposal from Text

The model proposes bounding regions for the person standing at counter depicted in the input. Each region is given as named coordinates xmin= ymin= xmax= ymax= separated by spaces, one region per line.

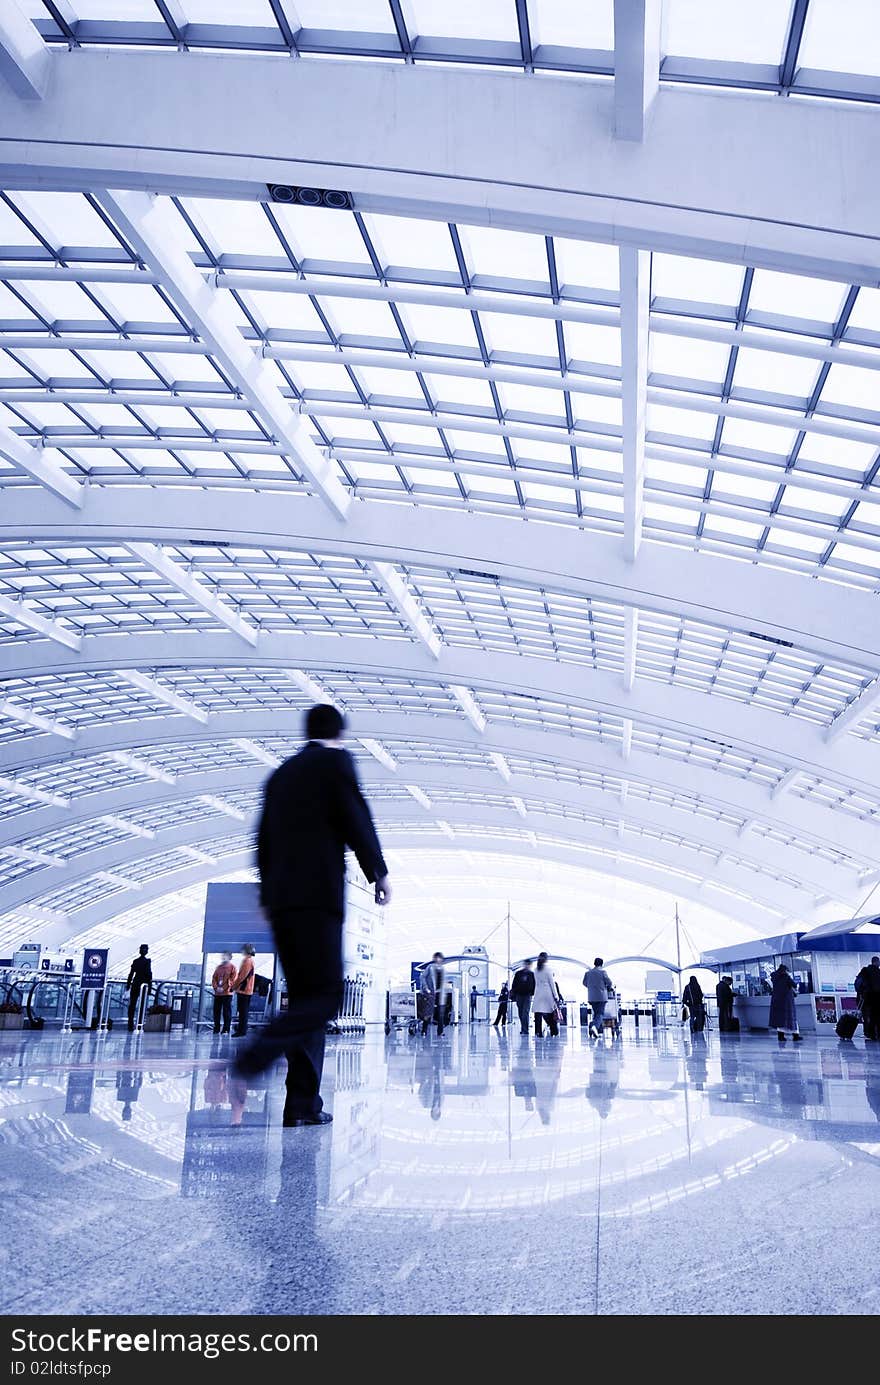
xmin=769 ymin=963 xmax=802 ymax=1043
xmin=855 ymin=956 xmax=880 ymax=1041
xmin=716 ymin=975 xmax=735 ymax=1032
xmin=233 ymin=943 xmax=256 ymax=1037
xmin=211 ymin=950 xmax=236 ymax=1035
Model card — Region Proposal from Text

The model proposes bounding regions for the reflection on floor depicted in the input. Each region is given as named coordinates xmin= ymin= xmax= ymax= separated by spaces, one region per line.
xmin=1 ymin=1023 xmax=879 ymax=1316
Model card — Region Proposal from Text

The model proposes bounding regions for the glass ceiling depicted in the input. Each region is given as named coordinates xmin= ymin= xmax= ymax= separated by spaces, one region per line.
xmin=16 ymin=0 xmax=880 ymax=104
xmin=1 ymin=4 xmax=879 ymax=963
xmin=2 ymin=190 xmax=879 ymax=585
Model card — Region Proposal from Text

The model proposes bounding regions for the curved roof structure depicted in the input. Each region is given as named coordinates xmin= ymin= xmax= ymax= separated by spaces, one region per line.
xmin=1 ymin=1 xmax=879 ymax=964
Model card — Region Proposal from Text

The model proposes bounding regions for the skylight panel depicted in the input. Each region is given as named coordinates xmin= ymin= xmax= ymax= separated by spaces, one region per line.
xmin=352 ymin=365 xmax=425 ymax=402
xmin=444 ymin=428 xmax=508 ymax=456
xmin=407 ymin=0 xmax=517 ymax=42
xmin=721 ymin=417 xmax=798 ymax=456
xmin=647 ymin=403 xmax=716 ymax=442
xmin=572 ymin=394 xmax=622 ymax=428
xmin=646 ymin=454 xmax=707 ymax=488
xmin=294 ymin=1 xmax=396 ymax=34
xmin=0 ymin=284 xmax=41 ymax=323
xmin=648 ymin=333 xmax=727 ymax=382
xmin=478 ymin=311 xmax=559 ymax=357
xmin=713 ymin=472 xmax=778 ymax=504
xmin=778 ymin=484 xmax=848 ymax=519
xmin=819 ymin=363 xmax=880 ymax=412
xmin=664 ymin=0 xmax=792 ymax=64
xmin=732 ymin=347 xmax=820 ymax=399
xmin=362 ymin=214 xmax=457 ymax=274
xmin=398 ymin=301 xmax=480 ymax=349
xmin=564 ymin=321 xmax=621 ymax=366
xmin=497 ymin=381 xmax=566 ymax=420
xmin=71 ymin=1 xmax=157 ymax=18
xmin=289 ymin=360 xmax=358 ymax=394
xmin=144 ymin=352 xmax=224 ymax=385
xmin=652 ymin=254 xmax=744 ymax=308
xmin=180 ymin=198 xmax=279 ymax=257
xmin=181 ymin=1 xmax=277 ymax=26
xmin=554 ymin=237 xmax=619 ymax=292
xmin=748 ymin=269 xmax=846 ymax=325
xmin=796 ymin=433 xmax=875 ymax=475
xmin=12 ymin=348 xmax=94 ymax=380
xmin=528 ymin=0 xmax=615 ymax=50
xmin=25 ymin=280 xmax=108 ymax=321
xmin=89 ymin=281 xmax=178 ymax=323
xmin=799 ymin=0 xmax=880 ymax=78
xmin=844 ymin=288 xmax=880 ymax=333
xmin=80 ymin=349 xmax=159 ymax=381
xmin=458 ymin=226 xmax=550 ymax=285
xmin=320 ymin=295 xmax=403 ymax=340
xmin=12 ymin=191 xmax=120 ymax=249
xmin=421 ymin=373 xmax=496 ymax=410
xmin=271 ymin=205 xmax=373 ymax=265
xmin=240 ymin=289 xmax=331 ymax=336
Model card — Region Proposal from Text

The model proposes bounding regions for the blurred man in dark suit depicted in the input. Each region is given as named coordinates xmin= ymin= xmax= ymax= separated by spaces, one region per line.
xmin=235 ymin=705 xmax=390 ymax=1126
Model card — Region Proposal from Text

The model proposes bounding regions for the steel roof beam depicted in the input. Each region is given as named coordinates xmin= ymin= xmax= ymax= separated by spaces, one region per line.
xmin=0 ymin=802 xmax=813 ymax=922
xmin=126 ymin=541 xmax=259 ymax=648
xmin=2 ymin=52 xmax=877 ymax=281
xmin=825 ymin=681 xmax=880 ymax=744
xmin=2 ymin=760 xmax=855 ymax=893
xmin=114 ymin=668 xmax=209 ymax=723
xmin=5 ymin=488 xmax=874 ymax=671
xmin=0 ymin=0 xmax=51 ymax=100
xmin=620 ymin=247 xmax=650 ymax=559
xmin=96 ymin=189 xmax=349 ymax=521
xmin=0 ymin=592 xmax=81 ymax=652
xmin=1 ymin=710 xmax=873 ymax=869
xmin=0 ymin=423 xmax=82 ymax=508
xmin=368 ymin=561 xmax=442 ymax=657
xmin=0 ymin=697 xmax=75 ymax=740
xmin=23 ymin=841 xmax=779 ymax=951
xmin=613 ymin=0 xmax=662 ymax=142
xmin=3 ymin=630 xmax=872 ymax=793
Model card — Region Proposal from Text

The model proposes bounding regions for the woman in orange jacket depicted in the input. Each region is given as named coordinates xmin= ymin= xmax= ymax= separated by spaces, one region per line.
xmin=233 ymin=943 xmax=256 ymax=1037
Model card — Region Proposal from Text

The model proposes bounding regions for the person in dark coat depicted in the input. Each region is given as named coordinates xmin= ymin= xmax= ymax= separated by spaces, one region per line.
xmin=234 ymin=704 xmax=390 ymax=1126
xmin=510 ymin=959 xmax=536 ymax=1035
xmin=855 ymin=956 xmax=880 ymax=1041
xmin=493 ymin=982 xmax=509 ymax=1028
xmin=125 ymin=944 xmax=152 ymax=1032
xmin=682 ymin=976 xmax=706 ymax=1033
xmin=769 ymin=963 xmax=802 ymax=1043
xmin=716 ymin=975 xmax=735 ymax=1032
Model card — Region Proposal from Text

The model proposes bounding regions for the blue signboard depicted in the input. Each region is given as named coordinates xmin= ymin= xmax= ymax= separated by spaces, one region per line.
xmin=203 ymin=882 xmax=275 ymax=954
xmin=80 ymin=948 xmax=108 ymax=990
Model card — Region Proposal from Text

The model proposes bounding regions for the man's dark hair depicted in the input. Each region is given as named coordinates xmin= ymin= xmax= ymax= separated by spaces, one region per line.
xmin=305 ymin=703 xmax=346 ymax=741
xmin=594 ymin=957 xmax=603 ymax=966
xmin=432 ymin=951 xmax=444 ymax=962
xmin=138 ymin=944 xmax=148 ymax=956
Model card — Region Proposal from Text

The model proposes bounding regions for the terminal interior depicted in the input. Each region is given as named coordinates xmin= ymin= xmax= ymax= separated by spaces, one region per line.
xmin=1 ymin=0 xmax=880 ymax=1318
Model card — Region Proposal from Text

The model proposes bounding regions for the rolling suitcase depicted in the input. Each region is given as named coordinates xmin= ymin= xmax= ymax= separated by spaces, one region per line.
xmin=835 ymin=1012 xmax=860 ymax=1039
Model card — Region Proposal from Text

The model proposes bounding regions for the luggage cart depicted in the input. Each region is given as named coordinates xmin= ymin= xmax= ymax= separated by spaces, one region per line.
xmin=603 ymin=995 xmax=621 ymax=1038
xmin=385 ymin=987 xmax=419 ymax=1036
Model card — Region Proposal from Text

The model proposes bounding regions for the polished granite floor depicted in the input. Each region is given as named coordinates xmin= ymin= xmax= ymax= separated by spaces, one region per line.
xmin=1 ymin=1021 xmax=878 ymax=1316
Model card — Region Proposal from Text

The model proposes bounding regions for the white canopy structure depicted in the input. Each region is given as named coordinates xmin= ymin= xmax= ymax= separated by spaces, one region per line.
xmin=0 ymin=1 xmax=879 ymax=967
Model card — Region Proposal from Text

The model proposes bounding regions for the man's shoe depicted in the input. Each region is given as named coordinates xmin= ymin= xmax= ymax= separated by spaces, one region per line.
xmin=283 ymin=1111 xmax=333 ymax=1128
xmin=792 ymin=1033 xmax=803 ymax=1042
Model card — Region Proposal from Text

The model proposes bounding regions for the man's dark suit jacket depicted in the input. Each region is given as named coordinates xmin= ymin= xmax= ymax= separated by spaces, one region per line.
xmin=127 ymin=955 xmax=152 ymax=988
xmin=256 ymin=742 xmax=387 ymax=916
xmin=510 ymin=968 xmax=536 ymax=998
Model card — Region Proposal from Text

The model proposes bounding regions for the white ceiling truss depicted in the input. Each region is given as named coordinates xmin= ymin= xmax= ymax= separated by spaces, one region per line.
xmin=0 ymin=2 xmax=878 ymax=955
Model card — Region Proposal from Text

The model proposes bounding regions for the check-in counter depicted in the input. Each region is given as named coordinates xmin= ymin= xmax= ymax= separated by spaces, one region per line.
xmin=733 ymin=992 xmax=816 ymax=1033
